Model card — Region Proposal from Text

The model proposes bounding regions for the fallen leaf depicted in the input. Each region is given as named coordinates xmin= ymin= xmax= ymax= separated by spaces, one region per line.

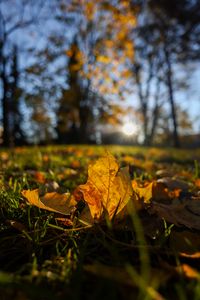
xmin=152 ymin=182 xmax=171 ymax=201
xmin=132 ymin=180 xmax=153 ymax=204
xmin=177 ymin=264 xmax=200 ymax=279
xmin=0 ymin=152 xmax=9 ymax=162
xmin=70 ymin=160 xmax=81 ymax=169
xmin=132 ymin=180 xmax=170 ymax=203
xmin=195 ymin=179 xmax=200 ymax=189
xmin=79 ymin=152 xmax=134 ymax=220
xmin=121 ymin=155 xmax=135 ymax=164
xmin=180 ymin=252 xmax=200 ymax=259
xmin=156 ymin=170 xmax=173 ymax=178
xmin=151 ymin=200 xmax=200 ymax=230
xmin=34 ymin=171 xmax=46 ymax=183
xmin=78 ymin=204 xmax=94 ymax=225
xmin=5 ymin=220 xmax=27 ymax=232
xmin=22 ymin=189 xmax=77 ymax=215
xmin=55 ymin=218 xmax=73 ymax=226
xmin=167 ymin=188 xmax=182 ymax=199
xmin=157 ymin=177 xmax=189 ymax=191
xmin=42 ymin=154 xmax=50 ymax=162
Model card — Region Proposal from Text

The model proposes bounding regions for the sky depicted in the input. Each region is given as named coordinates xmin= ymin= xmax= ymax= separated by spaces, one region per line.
xmin=177 ymin=66 xmax=200 ymax=132
xmin=125 ymin=63 xmax=200 ymax=133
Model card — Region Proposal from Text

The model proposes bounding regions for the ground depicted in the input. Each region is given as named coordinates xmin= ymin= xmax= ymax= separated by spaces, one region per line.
xmin=0 ymin=145 xmax=200 ymax=300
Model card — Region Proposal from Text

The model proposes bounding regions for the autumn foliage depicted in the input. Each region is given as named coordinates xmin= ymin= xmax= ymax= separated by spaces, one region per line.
xmin=1 ymin=146 xmax=200 ymax=299
xmin=22 ymin=151 xmax=200 ymax=231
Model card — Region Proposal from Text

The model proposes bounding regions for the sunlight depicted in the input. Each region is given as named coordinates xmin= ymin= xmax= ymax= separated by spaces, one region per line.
xmin=122 ymin=122 xmax=137 ymax=136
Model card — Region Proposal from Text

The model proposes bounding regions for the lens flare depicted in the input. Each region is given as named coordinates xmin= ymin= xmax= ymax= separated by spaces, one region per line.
xmin=122 ymin=122 xmax=137 ymax=136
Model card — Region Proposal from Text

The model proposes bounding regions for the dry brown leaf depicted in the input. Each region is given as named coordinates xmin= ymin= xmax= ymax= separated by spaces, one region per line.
xmin=152 ymin=182 xmax=171 ymax=201
xmin=78 ymin=204 xmax=94 ymax=225
xmin=156 ymin=170 xmax=173 ymax=178
xmin=157 ymin=177 xmax=189 ymax=191
xmin=55 ymin=218 xmax=74 ymax=226
xmin=5 ymin=220 xmax=27 ymax=232
xmin=167 ymin=188 xmax=182 ymax=199
xmin=22 ymin=189 xmax=77 ymax=215
xmin=79 ymin=152 xmax=134 ymax=220
xmin=151 ymin=200 xmax=200 ymax=230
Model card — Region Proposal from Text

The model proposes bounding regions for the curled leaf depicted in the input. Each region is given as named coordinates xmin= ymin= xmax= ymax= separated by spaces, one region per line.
xmin=22 ymin=189 xmax=77 ymax=215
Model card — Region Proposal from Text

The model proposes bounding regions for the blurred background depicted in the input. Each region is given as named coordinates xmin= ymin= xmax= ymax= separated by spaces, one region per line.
xmin=0 ymin=0 xmax=200 ymax=148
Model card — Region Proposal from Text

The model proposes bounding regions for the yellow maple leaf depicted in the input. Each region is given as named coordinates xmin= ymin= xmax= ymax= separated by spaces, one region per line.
xmin=22 ymin=189 xmax=77 ymax=215
xmin=79 ymin=152 xmax=134 ymax=220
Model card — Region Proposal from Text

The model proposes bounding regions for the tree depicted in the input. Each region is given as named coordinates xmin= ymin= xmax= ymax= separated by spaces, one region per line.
xmin=154 ymin=105 xmax=193 ymax=146
xmin=0 ymin=0 xmax=46 ymax=146
xmin=149 ymin=0 xmax=200 ymax=61
xmin=125 ymin=0 xmax=200 ymax=147
xmin=146 ymin=0 xmax=200 ymax=147
xmin=56 ymin=37 xmax=90 ymax=143
xmin=50 ymin=0 xmax=137 ymax=143
xmin=131 ymin=46 xmax=164 ymax=146
xmin=9 ymin=45 xmax=25 ymax=145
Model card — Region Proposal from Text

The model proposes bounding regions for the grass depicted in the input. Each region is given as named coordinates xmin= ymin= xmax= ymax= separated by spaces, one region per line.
xmin=0 ymin=145 xmax=200 ymax=300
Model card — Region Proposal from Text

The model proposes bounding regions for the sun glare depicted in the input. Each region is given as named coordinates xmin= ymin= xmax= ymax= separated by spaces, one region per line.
xmin=122 ymin=122 xmax=137 ymax=136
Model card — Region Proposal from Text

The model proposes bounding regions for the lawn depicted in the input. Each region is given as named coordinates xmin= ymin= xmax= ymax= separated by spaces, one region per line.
xmin=0 ymin=145 xmax=200 ymax=300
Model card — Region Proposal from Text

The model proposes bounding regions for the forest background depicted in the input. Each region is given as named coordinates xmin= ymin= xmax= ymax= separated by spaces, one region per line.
xmin=0 ymin=0 xmax=200 ymax=148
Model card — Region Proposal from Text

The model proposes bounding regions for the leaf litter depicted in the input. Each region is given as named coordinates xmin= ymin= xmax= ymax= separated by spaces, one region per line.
xmin=1 ymin=146 xmax=200 ymax=298
xmin=22 ymin=151 xmax=200 ymax=232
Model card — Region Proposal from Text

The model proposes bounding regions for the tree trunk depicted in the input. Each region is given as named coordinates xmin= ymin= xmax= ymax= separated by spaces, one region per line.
xmin=134 ymin=66 xmax=149 ymax=146
xmin=2 ymin=68 xmax=10 ymax=147
xmin=79 ymin=105 xmax=89 ymax=143
xmin=164 ymin=47 xmax=180 ymax=148
xmin=148 ymin=78 xmax=161 ymax=145
xmin=1 ymin=36 xmax=10 ymax=146
xmin=142 ymin=104 xmax=149 ymax=146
